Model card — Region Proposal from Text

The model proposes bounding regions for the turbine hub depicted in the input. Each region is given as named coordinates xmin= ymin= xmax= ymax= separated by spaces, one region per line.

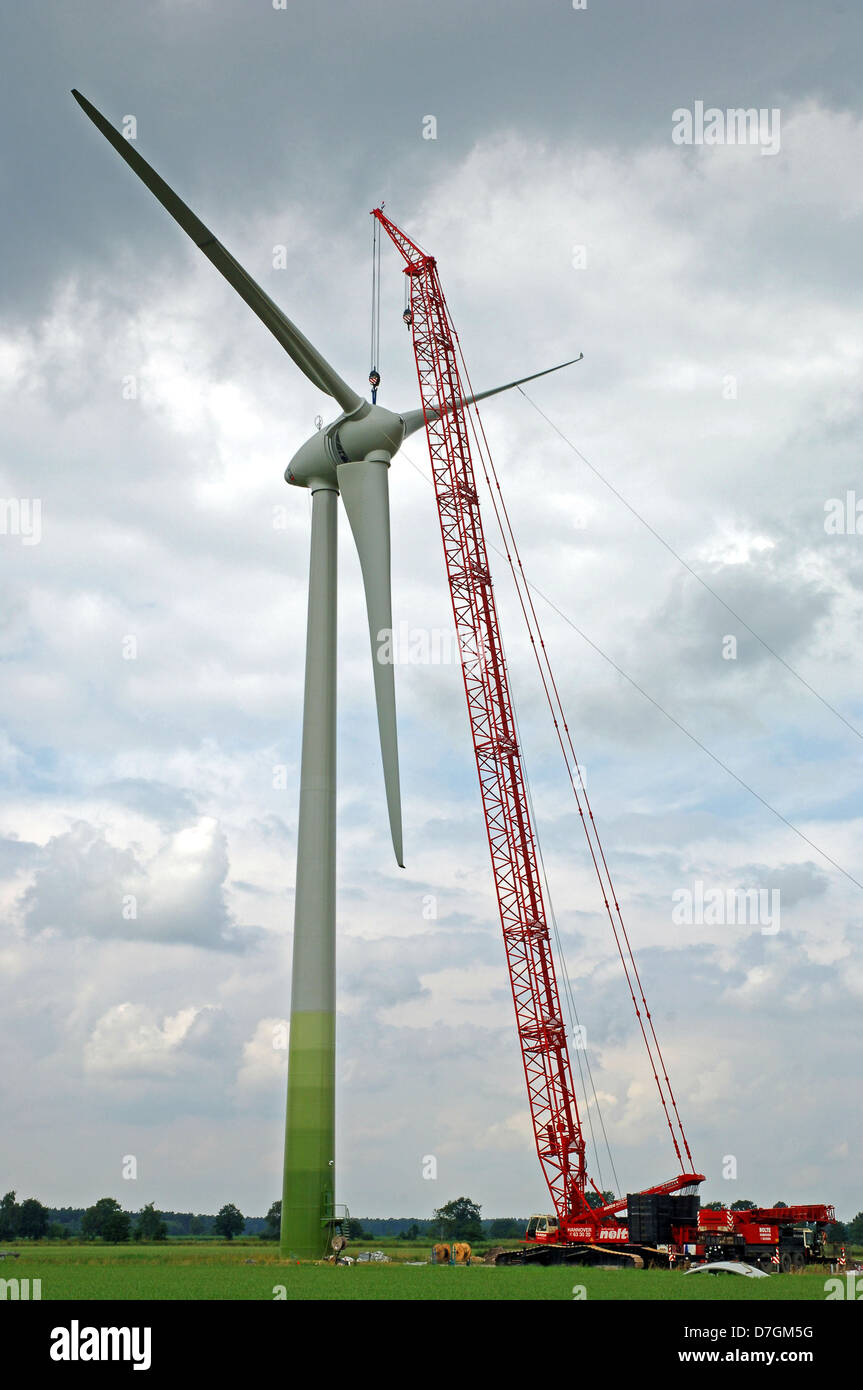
xmin=285 ymin=402 xmax=406 ymax=488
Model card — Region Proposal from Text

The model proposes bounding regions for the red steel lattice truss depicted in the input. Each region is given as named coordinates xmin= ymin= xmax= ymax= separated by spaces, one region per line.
xmin=374 ymin=209 xmax=590 ymax=1222
xmin=373 ymin=209 xmax=701 ymax=1231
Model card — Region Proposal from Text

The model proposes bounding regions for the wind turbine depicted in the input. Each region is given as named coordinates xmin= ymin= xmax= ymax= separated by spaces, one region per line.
xmin=72 ymin=89 xmax=582 ymax=1258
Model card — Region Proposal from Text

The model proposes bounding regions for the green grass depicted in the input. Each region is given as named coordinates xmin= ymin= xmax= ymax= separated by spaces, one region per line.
xmin=0 ymin=1242 xmax=844 ymax=1300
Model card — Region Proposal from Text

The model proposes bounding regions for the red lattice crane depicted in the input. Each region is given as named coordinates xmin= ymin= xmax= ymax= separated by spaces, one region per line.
xmin=373 ymin=208 xmax=704 ymax=1248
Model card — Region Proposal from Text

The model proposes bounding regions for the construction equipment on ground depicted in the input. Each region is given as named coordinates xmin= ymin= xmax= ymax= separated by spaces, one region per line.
xmin=431 ymin=1242 xmax=472 ymax=1265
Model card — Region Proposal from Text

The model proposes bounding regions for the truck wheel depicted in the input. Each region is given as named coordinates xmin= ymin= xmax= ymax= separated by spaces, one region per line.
xmin=780 ymin=1251 xmax=793 ymax=1274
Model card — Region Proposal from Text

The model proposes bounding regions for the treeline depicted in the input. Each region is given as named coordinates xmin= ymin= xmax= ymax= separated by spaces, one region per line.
xmin=41 ymin=1208 xmax=274 ymax=1238
xmin=0 ymin=1192 xmax=263 ymax=1243
xmin=342 ymin=1217 xmax=528 ymax=1238
xmin=44 ymin=1207 xmax=220 ymax=1238
xmin=0 ymin=1190 xmax=527 ymax=1242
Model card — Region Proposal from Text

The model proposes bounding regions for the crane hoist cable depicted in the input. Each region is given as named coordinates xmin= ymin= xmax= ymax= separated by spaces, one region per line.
xmin=369 ymin=216 xmax=382 ymax=401
xmin=403 ymin=274 xmax=412 ymax=329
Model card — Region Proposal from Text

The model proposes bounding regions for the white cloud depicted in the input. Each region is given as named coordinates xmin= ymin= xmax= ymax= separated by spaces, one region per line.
xmin=84 ymin=1002 xmax=222 ymax=1077
xmin=235 ymin=1016 xmax=289 ymax=1097
xmin=17 ymin=816 xmax=256 ymax=950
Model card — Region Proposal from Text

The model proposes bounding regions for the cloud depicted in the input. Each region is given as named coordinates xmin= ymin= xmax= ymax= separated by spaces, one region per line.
xmin=94 ymin=778 xmax=201 ymax=830
xmin=84 ymin=1002 xmax=228 ymax=1078
xmin=235 ymin=1016 xmax=289 ymax=1100
xmin=17 ymin=817 xmax=259 ymax=951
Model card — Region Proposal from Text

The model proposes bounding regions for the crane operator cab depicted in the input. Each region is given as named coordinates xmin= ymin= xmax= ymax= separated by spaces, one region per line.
xmin=526 ymin=1214 xmax=560 ymax=1244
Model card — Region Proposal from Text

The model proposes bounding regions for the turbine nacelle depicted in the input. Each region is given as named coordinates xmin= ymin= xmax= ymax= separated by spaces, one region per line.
xmin=285 ymin=401 xmax=406 ymax=489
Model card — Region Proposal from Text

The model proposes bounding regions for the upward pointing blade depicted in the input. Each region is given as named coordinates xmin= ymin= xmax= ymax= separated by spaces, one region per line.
xmin=400 ymin=354 xmax=583 ymax=438
xmin=71 ymin=90 xmax=364 ymax=416
xmin=337 ymin=458 xmax=404 ymax=868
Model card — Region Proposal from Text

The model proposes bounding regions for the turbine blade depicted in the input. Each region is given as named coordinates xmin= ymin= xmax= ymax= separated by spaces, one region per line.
xmin=71 ymin=90 xmax=364 ymax=415
xmin=400 ymin=354 xmax=583 ymax=437
xmin=337 ymin=457 xmax=404 ymax=868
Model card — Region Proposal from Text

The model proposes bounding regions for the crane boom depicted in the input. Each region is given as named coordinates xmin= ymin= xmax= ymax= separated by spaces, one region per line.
xmin=373 ymin=209 xmax=703 ymax=1234
xmin=373 ymin=210 xmax=591 ymax=1221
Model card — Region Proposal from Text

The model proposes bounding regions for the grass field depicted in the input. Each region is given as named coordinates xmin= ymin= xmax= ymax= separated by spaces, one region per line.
xmin=0 ymin=1242 xmax=846 ymax=1300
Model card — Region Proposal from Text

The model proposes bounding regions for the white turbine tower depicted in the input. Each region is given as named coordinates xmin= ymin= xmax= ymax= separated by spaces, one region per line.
xmin=73 ymin=89 xmax=581 ymax=1258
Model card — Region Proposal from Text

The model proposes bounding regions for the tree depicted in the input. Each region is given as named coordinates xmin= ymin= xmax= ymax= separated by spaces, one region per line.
xmin=18 ymin=1198 xmax=48 ymax=1240
xmin=488 ymin=1218 xmax=524 ymax=1239
xmin=263 ymin=1201 xmax=281 ymax=1241
xmin=82 ymin=1197 xmax=130 ymax=1243
xmin=432 ymin=1197 xmax=483 ymax=1242
xmin=826 ymin=1221 xmax=848 ymax=1248
xmin=848 ymin=1211 xmax=863 ymax=1245
xmin=774 ymin=1200 xmax=788 ymax=1209
xmin=399 ymin=1222 xmax=421 ymax=1241
xmin=731 ymin=1200 xmax=757 ymax=1211
xmin=189 ymin=1216 xmax=204 ymax=1237
xmin=135 ymin=1203 xmax=168 ymax=1242
xmin=703 ymin=1201 xmax=727 ymax=1211
xmin=0 ymin=1191 xmax=20 ymax=1240
xmin=102 ymin=1209 xmax=131 ymax=1243
xmin=215 ymin=1203 xmax=245 ymax=1241
xmin=585 ymin=1191 xmax=616 ymax=1210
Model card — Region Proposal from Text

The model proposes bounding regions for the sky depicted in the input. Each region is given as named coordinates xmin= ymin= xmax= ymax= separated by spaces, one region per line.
xmin=0 ymin=0 xmax=861 ymax=1225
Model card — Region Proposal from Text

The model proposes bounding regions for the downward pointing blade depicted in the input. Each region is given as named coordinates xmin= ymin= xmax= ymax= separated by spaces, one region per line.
xmin=71 ymin=90 xmax=364 ymax=416
xmin=400 ymin=354 xmax=583 ymax=438
xmin=337 ymin=458 xmax=404 ymax=868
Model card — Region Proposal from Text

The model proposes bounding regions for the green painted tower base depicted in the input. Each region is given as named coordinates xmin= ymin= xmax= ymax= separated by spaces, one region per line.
xmin=280 ymin=1010 xmax=335 ymax=1259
